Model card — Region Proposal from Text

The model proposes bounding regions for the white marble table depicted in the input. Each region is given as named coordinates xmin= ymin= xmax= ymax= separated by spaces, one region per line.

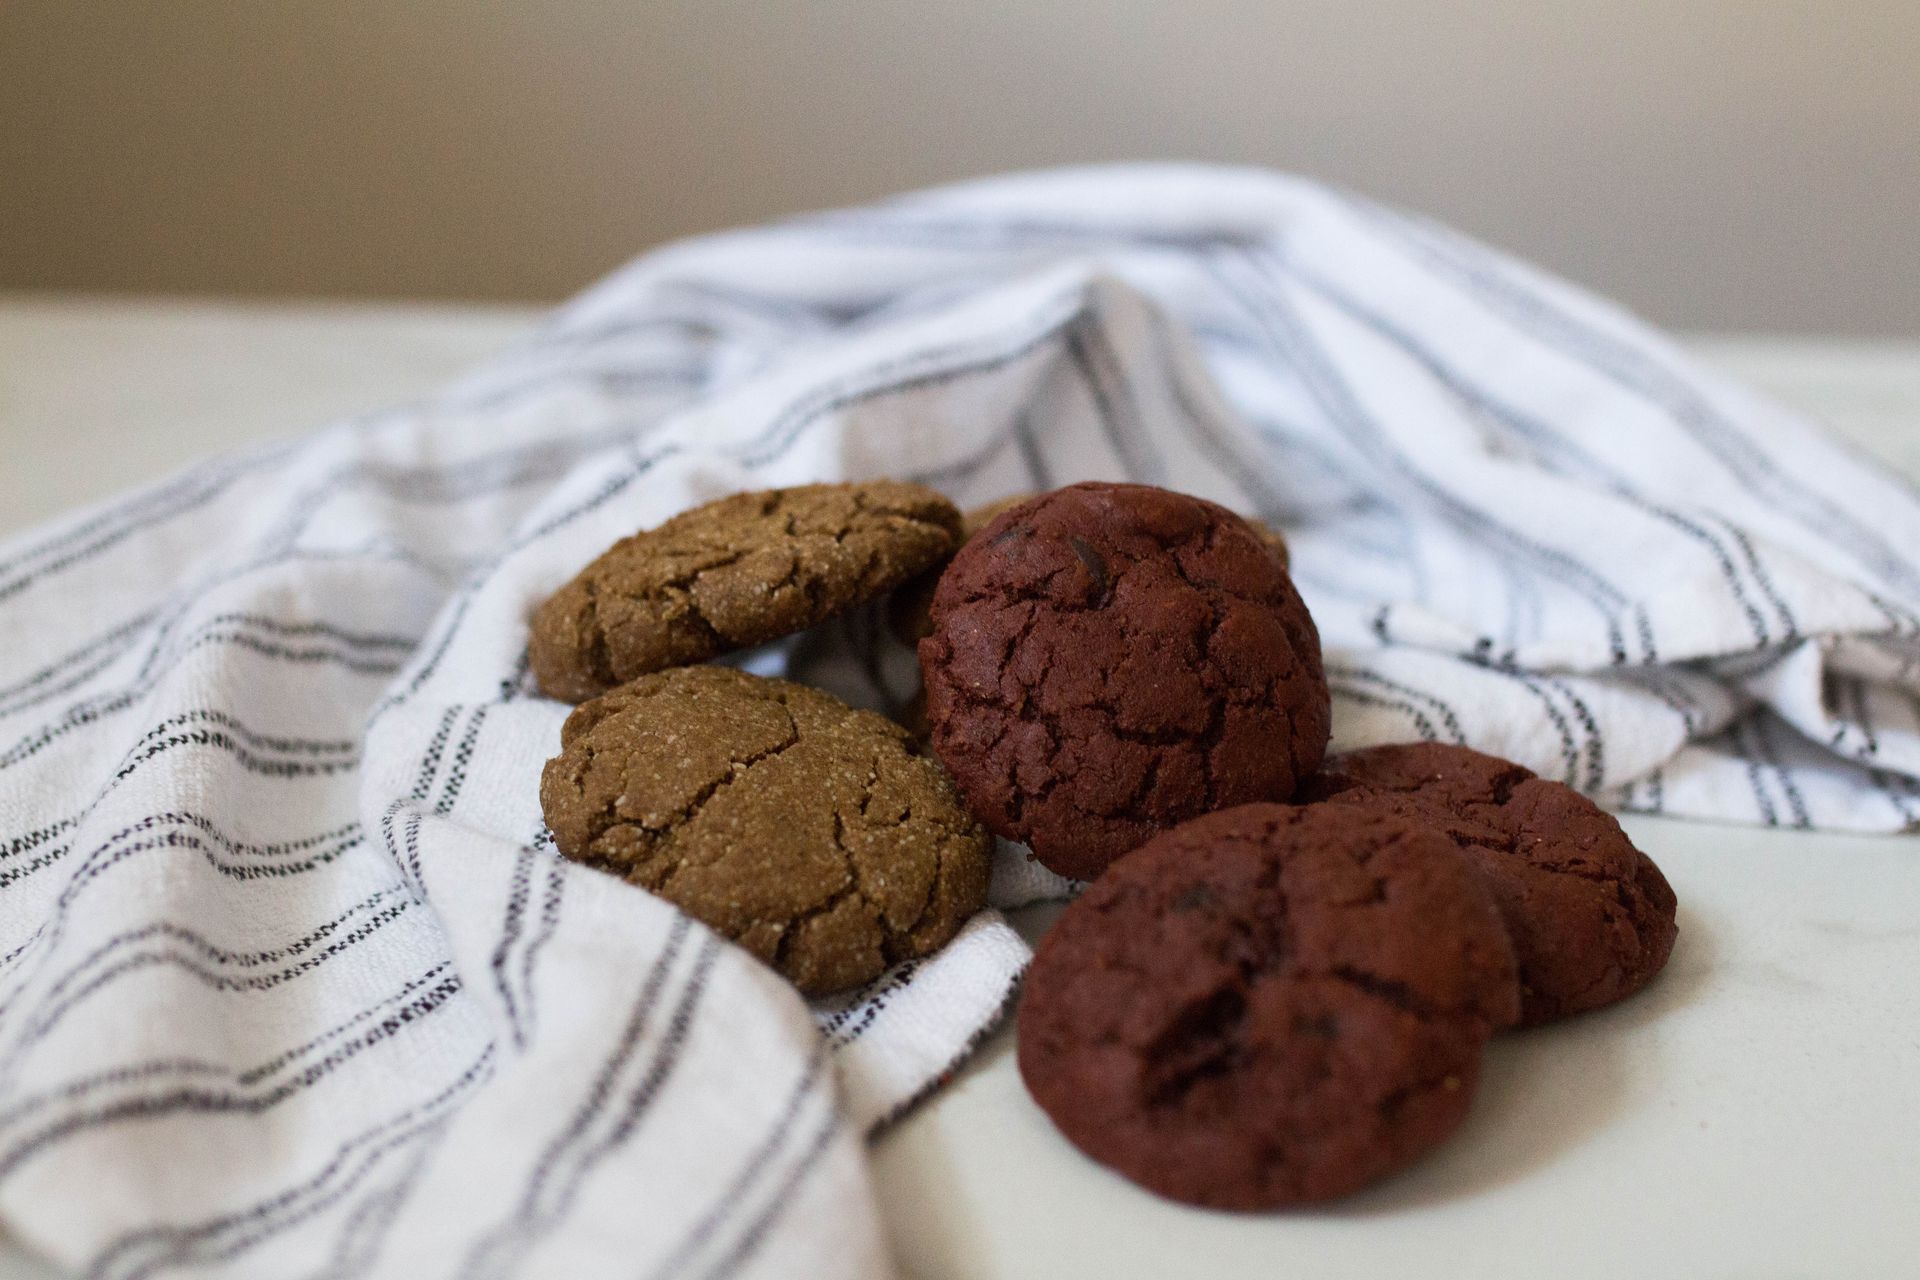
xmin=2 ymin=296 xmax=1916 ymax=1280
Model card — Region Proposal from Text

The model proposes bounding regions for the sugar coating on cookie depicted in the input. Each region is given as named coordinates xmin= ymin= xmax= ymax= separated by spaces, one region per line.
xmin=539 ymin=665 xmax=991 ymax=995
xmin=919 ymin=482 xmax=1330 ymax=881
xmin=1307 ymin=742 xmax=1678 ymax=1026
xmin=1017 ymin=804 xmax=1520 ymax=1209
xmin=530 ymin=481 xmax=962 ymax=702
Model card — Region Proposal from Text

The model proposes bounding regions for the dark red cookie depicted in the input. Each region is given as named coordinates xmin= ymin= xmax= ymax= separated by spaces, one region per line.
xmin=1018 ymin=804 xmax=1520 ymax=1209
xmin=1307 ymin=743 xmax=1678 ymax=1027
xmin=919 ymin=482 xmax=1330 ymax=881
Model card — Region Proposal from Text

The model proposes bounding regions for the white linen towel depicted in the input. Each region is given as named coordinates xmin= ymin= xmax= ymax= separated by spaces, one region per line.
xmin=2 ymin=164 xmax=1918 ymax=1280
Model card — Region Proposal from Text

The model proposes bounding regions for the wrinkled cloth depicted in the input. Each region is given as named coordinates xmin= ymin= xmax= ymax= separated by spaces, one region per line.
xmin=3 ymin=164 xmax=1919 ymax=1280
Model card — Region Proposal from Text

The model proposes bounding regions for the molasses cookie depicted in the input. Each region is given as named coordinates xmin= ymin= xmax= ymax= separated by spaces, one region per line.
xmin=539 ymin=665 xmax=990 ymax=995
xmin=531 ymin=481 xmax=962 ymax=702
xmin=1018 ymin=804 xmax=1520 ymax=1208
xmin=1308 ymin=742 xmax=1678 ymax=1026
xmin=920 ymin=482 xmax=1329 ymax=881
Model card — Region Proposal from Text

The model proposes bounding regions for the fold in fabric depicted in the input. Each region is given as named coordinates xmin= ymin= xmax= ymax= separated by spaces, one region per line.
xmin=2 ymin=164 xmax=1916 ymax=1279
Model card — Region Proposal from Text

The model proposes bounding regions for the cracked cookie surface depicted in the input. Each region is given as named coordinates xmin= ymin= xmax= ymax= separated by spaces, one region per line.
xmin=1306 ymin=742 xmax=1678 ymax=1026
xmin=887 ymin=492 xmax=1292 ymax=646
xmin=531 ymin=481 xmax=962 ymax=702
xmin=1017 ymin=803 xmax=1520 ymax=1208
xmin=539 ymin=665 xmax=991 ymax=995
xmin=919 ymin=482 xmax=1330 ymax=880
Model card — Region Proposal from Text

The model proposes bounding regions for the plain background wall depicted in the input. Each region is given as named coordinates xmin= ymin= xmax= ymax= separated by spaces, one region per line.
xmin=3 ymin=0 xmax=1916 ymax=334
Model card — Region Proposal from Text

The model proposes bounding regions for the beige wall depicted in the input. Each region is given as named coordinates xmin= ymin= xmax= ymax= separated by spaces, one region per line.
xmin=3 ymin=1 xmax=1916 ymax=334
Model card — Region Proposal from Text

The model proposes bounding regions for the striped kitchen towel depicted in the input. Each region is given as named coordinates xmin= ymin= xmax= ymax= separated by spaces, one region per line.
xmin=2 ymin=164 xmax=1918 ymax=1280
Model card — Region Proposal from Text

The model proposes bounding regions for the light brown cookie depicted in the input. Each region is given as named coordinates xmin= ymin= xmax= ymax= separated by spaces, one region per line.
xmin=531 ymin=482 xmax=962 ymax=702
xmin=540 ymin=665 xmax=991 ymax=995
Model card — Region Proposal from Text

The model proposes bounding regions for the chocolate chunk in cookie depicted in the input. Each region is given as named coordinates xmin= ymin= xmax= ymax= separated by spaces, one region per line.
xmin=1307 ymin=743 xmax=1678 ymax=1027
xmin=531 ymin=482 xmax=962 ymax=702
xmin=1018 ymin=804 xmax=1520 ymax=1209
xmin=920 ymin=482 xmax=1330 ymax=881
xmin=539 ymin=665 xmax=990 ymax=995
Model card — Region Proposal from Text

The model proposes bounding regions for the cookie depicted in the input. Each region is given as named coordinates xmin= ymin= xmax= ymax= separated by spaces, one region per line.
xmin=886 ymin=493 xmax=1038 ymax=645
xmin=887 ymin=494 xmax=1290 ymax=645
xmin=530 ymin=482 xmax=962 ymax=702
xmin=1307 ymin=743 xmax=1678 ymax=1026
xmin=539 ymin=665 xmax=991 ymax=995
xmin=1018 ymin=804 xmax=1520 ymax=1208
xmin=920 ymin=482 xmax=1330 ymax=881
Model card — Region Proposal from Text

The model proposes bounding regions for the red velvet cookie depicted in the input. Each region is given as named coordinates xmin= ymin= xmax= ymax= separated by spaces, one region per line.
xmin=1307 ymin=743 xmax=1678 ymax=1027
xmin=1017 ymin=804 xmax=1520 ymax=1209
xmin=919 ymin=482 xmax=1330 ymax=880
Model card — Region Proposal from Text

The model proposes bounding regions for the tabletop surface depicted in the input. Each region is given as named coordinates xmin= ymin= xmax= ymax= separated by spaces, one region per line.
xmin=2 ymin=295 xmax=1917 ymax=1280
